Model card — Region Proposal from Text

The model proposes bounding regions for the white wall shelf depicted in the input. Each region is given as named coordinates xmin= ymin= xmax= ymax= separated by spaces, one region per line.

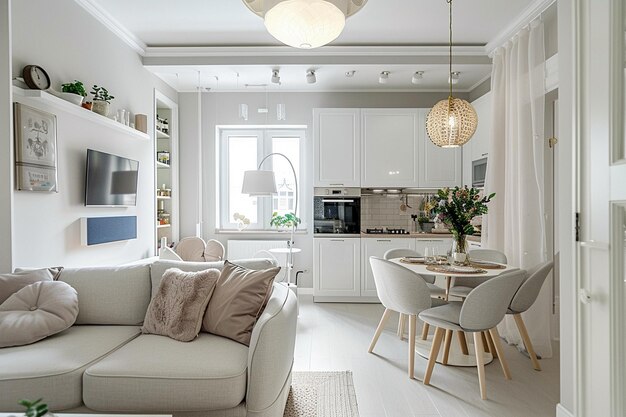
xmin=12 ymin=86 xmax=150 ymax=141
xmin=156 ymin=196 xmax=171 ymax=200
xmin=156 ymin=161 xmax=170 ymax=169
xmin=156 ymin=130 xmax=170 ymax=139
xmin=156 ymin=224 xmax=171 ymax=229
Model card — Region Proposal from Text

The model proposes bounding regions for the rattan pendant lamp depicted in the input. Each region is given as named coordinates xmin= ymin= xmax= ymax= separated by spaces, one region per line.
xmin=426 ymin=0 xmax=478 ymax=148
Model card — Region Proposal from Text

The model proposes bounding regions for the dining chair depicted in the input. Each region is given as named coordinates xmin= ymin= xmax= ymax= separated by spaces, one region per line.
xmin=448 ymin=249 xmax=508 ymax=299
xmin=507 ymin=260 xmax=554 ymax=371
xmin=368 ymin=257 xmax=446 ymax=379
xmin=203 ymin=239 xmax=225 ymax=261
xmin=419 ymin=269 xmax=526 ymax=399
xmin=174 ymin=237 xmax=207 ymax=262
xmin=383 ymin=248 xmax=446 ymax=340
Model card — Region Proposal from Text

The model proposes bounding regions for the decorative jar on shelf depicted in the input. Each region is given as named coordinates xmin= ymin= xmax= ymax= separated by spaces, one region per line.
xmin=91 ymin=100 xmax=110 ymax=117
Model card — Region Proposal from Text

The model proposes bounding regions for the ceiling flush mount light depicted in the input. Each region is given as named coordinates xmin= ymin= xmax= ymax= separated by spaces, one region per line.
xmin=412 ymin=71 xmax=424 ymax=85
xmin=449 ymin=71 xmax=460 ymax=85
xmin=379 ymin=71 xmax=390 ymax=84
xmin=306 ymin=70 xmax=317 ymax=84
xmin=426 ymin=0 xmax=477 ymax=148
xmin=271 ymin=69 xmax=281 ymax=84
xmin=244 ymin=0 xmax=368 ymax=49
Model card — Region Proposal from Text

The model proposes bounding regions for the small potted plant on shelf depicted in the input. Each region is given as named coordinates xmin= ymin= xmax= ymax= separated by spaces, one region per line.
xmin=432 ymin=186 xmax=495 ymax=264
xmin=270 ymin=212 xmax=301 ymax=231
xmin=417 ymin=215 xmax=432 ymax=233
xmin=58 ymin=80 xmax=87 ymax=105
xmin=90 ymin=85 xmax=114 ymax=117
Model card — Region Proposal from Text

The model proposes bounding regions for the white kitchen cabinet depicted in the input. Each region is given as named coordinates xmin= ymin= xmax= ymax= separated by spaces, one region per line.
xmin=469 ymin=92 xmax=492 ymax=162
xmin=314 ymin=238 xmax=361 ymax=298
xmin=314 ymin=108 xmax=361 ymax=187
xmin=360 ymin=238 xmax=416 ymax=297
xmin=361 ymin=109 xmax=420 ymax=187
xmin=417 ymin=109 xmax=463 ymax=188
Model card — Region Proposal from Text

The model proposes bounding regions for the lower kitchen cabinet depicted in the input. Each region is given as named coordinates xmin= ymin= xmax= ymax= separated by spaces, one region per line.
xmin=314 ymin=238 xmax=361 ymax=299
xmin=361 ymin=238 xmax=416 ymax=297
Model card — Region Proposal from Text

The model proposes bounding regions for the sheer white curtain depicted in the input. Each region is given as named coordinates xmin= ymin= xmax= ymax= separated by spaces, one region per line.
xmin=482 ymin=20 xmax=552 ymax=358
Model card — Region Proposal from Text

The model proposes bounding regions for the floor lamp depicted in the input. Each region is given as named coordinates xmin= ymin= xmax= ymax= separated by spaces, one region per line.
xmin=241 ymin=152 xmax=298 ymax=286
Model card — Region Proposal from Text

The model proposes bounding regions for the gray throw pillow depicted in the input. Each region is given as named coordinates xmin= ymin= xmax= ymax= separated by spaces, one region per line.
xmin=0 ymin=268 xmax=62 ymax=305
xmin=142 ymin=268 xmax=220 ymax=342
xmin=203 ymin=261 xmax=280 ymax=346
xmin=0 ymin=281 xmax=79 ymax=348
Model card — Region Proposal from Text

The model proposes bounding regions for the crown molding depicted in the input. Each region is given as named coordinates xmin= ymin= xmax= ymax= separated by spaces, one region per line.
xmin=484 ymin=0 xmax=556 ymax=56
xmin=175 ymin=88 xmax=473 ymax=94
xmin=467 ymin=72 xmax=492 ymax=93
xmin=73 ymin=0 xmax=147 ymax=56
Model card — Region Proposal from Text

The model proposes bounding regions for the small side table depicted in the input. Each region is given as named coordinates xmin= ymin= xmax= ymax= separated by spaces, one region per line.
xmin=268 ymin=247 xmax=301 ymax=285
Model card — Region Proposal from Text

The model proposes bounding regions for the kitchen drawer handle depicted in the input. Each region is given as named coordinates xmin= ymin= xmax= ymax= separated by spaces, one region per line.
xmin=330 ymin=239 xmax=345 ymax=242
xmin=481 ymin=153 xmax=488 ymax=157
xmin=376 ymin=239 xmax=392 ymax=242
xmin=329 ymin=183 xmax=344 ymax=186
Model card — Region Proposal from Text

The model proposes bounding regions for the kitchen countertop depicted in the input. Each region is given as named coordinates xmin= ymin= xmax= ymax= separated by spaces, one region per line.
xmin=360 ymin=232 xmax=482 ymax=242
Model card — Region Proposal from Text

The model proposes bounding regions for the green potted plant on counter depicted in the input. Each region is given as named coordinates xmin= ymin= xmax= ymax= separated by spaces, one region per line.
xmin=90 ymin=85 xmax=114 ymax=117
xmin=270 ymin=212 xmax=301 ymax=230
xmin=432 ymin=186 xmax=494 ymax=264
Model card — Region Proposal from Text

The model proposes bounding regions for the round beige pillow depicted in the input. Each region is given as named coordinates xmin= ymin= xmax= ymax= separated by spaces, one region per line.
xmin=0 ymin=281 xmax=79 ymax=348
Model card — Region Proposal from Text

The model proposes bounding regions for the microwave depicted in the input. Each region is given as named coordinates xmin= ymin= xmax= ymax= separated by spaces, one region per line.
xmin=472 ymin=157 xmax=487 ymax=188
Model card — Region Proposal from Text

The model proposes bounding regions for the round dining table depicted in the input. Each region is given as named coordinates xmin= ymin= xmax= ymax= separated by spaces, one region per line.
xmin=390 ymin=257 xmax=518 ymax=367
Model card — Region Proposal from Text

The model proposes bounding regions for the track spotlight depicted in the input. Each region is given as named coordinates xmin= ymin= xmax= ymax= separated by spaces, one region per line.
xmin=448 ymin=71 xmax=460 ymax=85
xmin=271 ymin=69 xmax=281 ymax=84
xmin=411 ymin=71 xmax=424 ymax=85
xmin=306 ymin=70 xmax=317 ymax=84
xmin=379 ymin=71 xmax=390 ymax=84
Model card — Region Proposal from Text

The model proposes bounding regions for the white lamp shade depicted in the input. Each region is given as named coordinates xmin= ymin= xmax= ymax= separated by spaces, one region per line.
xmin=264 ymin=0 xmax=346 ymax=49
xmin=241 ymin=170 xmax=278 ymax=196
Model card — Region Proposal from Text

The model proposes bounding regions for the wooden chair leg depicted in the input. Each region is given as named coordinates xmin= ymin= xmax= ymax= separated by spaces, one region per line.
xmin=408 ymin=315 xmax=417 ymax=379
xmin=513 ymin=313 xmax=542 ymax=371
xmin=398 ymin=314 xmax=407 ymax=340
xmin=481 ymin=331 xmax=490 ymax=353
xmin=442 ymin=329 xmax=453 ymax=365
xmin=488 ymin=327 xmax=511 ymax=380
xmin=473 ymin=332 xmax=487 ymax=400
xmin=368 ymin=308 xmax=393 ymax=353
xmin=421 ymin=322 xmax=430 ymax=340
xmin=457 ymin=331 xmax=469 ymax=355
xmin=485 ymin=331 xmax=498 ymax=358
xmin=424 ymin=327 xmax=445 ymax=385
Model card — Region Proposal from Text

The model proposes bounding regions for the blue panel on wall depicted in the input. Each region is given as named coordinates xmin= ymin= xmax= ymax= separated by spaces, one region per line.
xmin=86 ymin=216 xmax=137 ymax=245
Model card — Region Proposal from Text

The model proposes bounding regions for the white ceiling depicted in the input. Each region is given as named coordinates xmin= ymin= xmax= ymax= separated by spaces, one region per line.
xmin=83 ymin=0 xmax=544 ymax=91
xmin=90 ymin=0 xmax=535 ymax=47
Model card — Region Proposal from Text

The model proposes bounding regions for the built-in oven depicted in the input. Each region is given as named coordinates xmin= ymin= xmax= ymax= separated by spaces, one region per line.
xmin=313 ymin=188 xmax=361 ymax=236
xmin=472 ymin=157 xmax=487 ymax=188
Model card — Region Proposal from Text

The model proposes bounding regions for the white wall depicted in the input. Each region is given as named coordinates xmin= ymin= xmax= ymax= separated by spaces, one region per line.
xmin=179 ymin=91 xmax=464 ymax=288
xmin=4 ymin=0 xmax=178 ymax=269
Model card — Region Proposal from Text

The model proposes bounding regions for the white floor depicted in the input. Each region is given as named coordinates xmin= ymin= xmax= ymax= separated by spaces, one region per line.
xmin=293 ymin=295 xmax=559 ymax=417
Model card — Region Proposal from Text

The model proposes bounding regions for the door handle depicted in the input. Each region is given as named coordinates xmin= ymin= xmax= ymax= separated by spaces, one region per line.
xmin=579 ymin=289 xmax=591 ymax=305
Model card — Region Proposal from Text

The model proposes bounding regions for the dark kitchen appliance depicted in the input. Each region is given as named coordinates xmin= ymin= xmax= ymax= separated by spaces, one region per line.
xmin=314 ymin=188 xmax=361 ymax=236
xmin=472 ymin=157 xmax=487 ymax=188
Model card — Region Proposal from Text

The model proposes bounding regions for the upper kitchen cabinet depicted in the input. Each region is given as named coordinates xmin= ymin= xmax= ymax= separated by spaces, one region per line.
xmin=314 ymin=108 xmax=361 ymax=187
xmin=469 ymin=92 xmax=492 ymax=162
xmin=361 ymin=109 xmax=420 ymax=187
xmin=417 ymin=109 xmax=462 ymax=188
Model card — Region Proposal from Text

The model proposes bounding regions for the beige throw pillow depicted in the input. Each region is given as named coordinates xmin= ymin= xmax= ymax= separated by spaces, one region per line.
xmin=203 ymin=261 xmax=280 ymax=346
xmin=142 ymin=268 xmax=220 ymax=342
xmin=0 ymin=281 xmax=79 ymax=348
xmin=0 ymin=268 xmax=61 ymax=305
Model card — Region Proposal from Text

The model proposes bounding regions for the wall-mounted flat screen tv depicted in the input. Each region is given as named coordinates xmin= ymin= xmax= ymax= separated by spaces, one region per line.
xmin=85 ymin=149 xmax=139 ymax=207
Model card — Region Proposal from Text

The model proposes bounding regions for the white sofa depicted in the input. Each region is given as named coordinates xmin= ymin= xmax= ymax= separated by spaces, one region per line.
xmin=0 ymin=259 xmax=298 ymax=417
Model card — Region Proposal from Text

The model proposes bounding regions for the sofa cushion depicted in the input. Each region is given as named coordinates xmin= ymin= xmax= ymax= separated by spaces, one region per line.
xmin=142 ymin=268 xmax=220 ymax=342
xmin=150 ymin=258 xmax=277 ymax=298
xmin=83 ymin=333 xmax=249 ymax=412
xmin=0 ymin=281 xmax=79 ymax=347
xmin=0 ymin=268 xmax=60 ymax=304
xmin=0 ymin=325 xmax=140 ymax=411
xmin=58 ymin=264 xmax=151 ymax=325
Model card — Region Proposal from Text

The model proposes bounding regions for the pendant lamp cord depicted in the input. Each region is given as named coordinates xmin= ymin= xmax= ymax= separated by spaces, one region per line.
xmin=447 ymin=0 xmax=453 ymax=99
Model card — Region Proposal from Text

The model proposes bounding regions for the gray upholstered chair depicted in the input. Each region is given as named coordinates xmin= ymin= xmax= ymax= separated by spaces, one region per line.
xmin=448 ymin=248 xmax=508 ymax=299
xmin=367 ymin=257 xmax=446 ymax=379
xmin=419 ymin=269 xmax=526 ymax=399
xmin=507 ymin=260 xmax=554 ymax=371
xmin=383 ymin=248 xmax=446 ymax=340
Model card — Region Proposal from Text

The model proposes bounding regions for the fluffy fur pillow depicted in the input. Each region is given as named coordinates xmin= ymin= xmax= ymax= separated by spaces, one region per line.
xmin=142 ymin=268 xmax=220 ymax=342
xmin=0 ymin=281 xmax=79 ymax=348
xmin=203 ymin=261 xmax=280 ymax=346
xmin=0 ymin=268 xmax=62 ymax=305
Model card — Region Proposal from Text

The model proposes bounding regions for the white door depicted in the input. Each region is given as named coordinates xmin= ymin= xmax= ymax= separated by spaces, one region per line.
xmin=575 ymin=1 xmax=626 ymax=415
xmin=314 ymin=238 xmax=361 ymax=297
xmin=361 ymin=238 xmax=416 ymax=297
xmin=417 ymin=109 xmax=463 ymax=188
xmin=361 ymin=109 xmax=419 ymax=187
xmin=313 ymin=108 xmax=360 ymax=187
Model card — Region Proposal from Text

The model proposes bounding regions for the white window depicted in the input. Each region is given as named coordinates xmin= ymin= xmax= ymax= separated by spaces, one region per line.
xmin=219 ymin=128 xmax=305 ymax=231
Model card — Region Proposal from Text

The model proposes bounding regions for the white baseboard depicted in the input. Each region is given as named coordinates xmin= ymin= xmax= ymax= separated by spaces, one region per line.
xmin=297 ymin=288 xmax=313 ymax=295
xmin=556 ymin=403 xmax=574 ymax=417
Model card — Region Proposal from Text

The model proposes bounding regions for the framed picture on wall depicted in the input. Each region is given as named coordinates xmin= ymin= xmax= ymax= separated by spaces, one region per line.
xmin=14 ymin=103 xmax=58 ymax=192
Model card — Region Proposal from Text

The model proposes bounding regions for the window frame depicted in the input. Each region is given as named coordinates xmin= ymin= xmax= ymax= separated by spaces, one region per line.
xmin=218 ymin=127 xmax=306 ymax=232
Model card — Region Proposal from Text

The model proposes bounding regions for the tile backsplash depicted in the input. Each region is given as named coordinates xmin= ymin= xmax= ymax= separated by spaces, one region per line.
xmin=361 ymin=194 xmax=434 ymax=231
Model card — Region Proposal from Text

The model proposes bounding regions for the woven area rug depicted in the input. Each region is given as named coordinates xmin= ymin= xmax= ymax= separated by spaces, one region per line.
xmin=284 ymin=371 xmax=359 ymax=417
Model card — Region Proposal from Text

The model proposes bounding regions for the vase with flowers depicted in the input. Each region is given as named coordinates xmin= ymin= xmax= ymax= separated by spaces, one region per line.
xmin=432 ymin=186 xmax=495 ymax=264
